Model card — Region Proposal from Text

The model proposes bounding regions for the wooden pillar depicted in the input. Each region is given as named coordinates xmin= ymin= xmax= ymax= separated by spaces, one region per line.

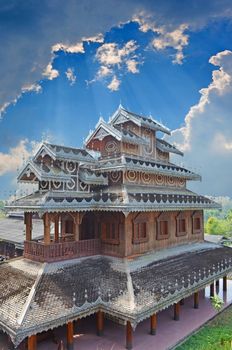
xmin=67 ymin=321 xmax=74 ymax=350
xmin=174 ymin=302 xmax=180 ymax=321
xmin=24 ymin=212 xmax=32 ymax=241
xmin=150 ymin=314 xmax=157 ymax=335
xmin=126 ymin=321 xmax=133 ymax=350
xmin=96 ymin=310 xmax=104 ymax=336
xmin=210 ymin=282 xmax=215 ymax=297
xmin=180 ymin=298 xmax=185 ymax=305
xmin=216 ymin=279 xmax=220 ymax=288
xmin=124 ymin=213 xmax=133 ymax=257
xmin=43 ymin=213 xmax=51 ymax=245
xmin=194 ymin=291 xmax=199 ymax=309
xmin=28 ymin=334 xmax=37 ymax=350
xmin=54 ymin=215 xmax=59 ymax=242
xmin=223 ymin=276 xmax=227 ymax=291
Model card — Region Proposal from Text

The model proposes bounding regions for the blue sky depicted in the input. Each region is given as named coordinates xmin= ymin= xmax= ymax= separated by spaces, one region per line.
xmin=0 ymin=0 xmax=232 ymax=198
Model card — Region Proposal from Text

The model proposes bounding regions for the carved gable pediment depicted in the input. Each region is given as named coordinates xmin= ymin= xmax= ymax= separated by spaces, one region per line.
xmin=93 ymin=127 xmax=110 ymax=141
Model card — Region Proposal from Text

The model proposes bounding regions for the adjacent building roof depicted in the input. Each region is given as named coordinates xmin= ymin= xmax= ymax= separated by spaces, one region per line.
xmin=1 ymin=242 xmax=231 ymax=346
xmin=0 ymin=217 xmax=43 ymax=249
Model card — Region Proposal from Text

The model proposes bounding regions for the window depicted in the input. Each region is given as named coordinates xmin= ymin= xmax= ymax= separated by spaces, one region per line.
xmin=102 ymin=222 xmax=119 ymax=244
xmin=65 ymin=220 xmax=73 ymax=234
xmin=193 ymin=218 xmax=201 ymax=230
xmin=192 ymin=211 xmax=202 ymax=234
xmin=133 ymin=222 xmax=147 ymax=243
xmin=157 ymin=213 xmax=170 ymax=240
xmin=160 ymin=220 xmax=168 ymax=236
xmin=132 ymin=213 xmax=148 ymax=244
xmin=176 ymin=213 xmax=187 ymax=237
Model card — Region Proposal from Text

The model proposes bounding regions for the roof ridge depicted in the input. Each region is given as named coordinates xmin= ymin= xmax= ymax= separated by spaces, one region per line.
xmin=17 ymin=263 xmax=47 ymax=326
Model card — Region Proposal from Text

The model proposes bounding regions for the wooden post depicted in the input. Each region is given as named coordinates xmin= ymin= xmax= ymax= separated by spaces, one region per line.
xmin=24 ymin=212 xmax=32 ymax=241
xmin=54 ymin=215 xmax=59 ymax=242
xmin=216 ymin=280 xmax=219 ymax=288
xmin=28 ymin=335 xmax=37 ymax=350
xmin=223 ymin=276 xmax=227 ymax=291
xmin=210 ymin=282 xmax=215 ymax=297
xmin=194 ymin=291 xmax=199 ymax=309
xmin=43 ymin=213 xmax=51 ymax=245
xmin=174 ymin=302 xmax=180 ymax=321
xmin=150 ymin=314 xmax=157 ymax=335
xmin=180 ymin=299 xmax=185 ymax=305
xmin=126 ymin=321 xmax=133 ymax=350
xmin=67 ymin=321 xmax=74 ymax=350
xmin=97 ymin=310 xmax=104 ymax=336
xmin=124 ymin=213 xmax=133 ymax=257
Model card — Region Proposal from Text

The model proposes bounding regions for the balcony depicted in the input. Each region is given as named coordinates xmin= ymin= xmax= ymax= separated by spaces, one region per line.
xmin=24 ymin=238 xmax=123 ymax=262
xmin=24 ymin=239 xmax=101 ymax=262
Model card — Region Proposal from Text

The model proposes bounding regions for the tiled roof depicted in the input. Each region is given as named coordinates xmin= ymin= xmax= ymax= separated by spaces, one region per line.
xmin=110 ymin=106 xmax=171 ymax=135
xmin=44 ymin=143 xmax=95 ymax=162
xmin=1 ymin=243 xmax=232 ymax=345
xmin=6 ymin=187 xmax=220 ymax=212
xmin=97 ymin=156 xmax=200 ymax=180
xmin=156 ymin=138 xmax=183 ymax=156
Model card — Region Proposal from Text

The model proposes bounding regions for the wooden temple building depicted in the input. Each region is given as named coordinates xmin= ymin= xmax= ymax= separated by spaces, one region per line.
xmin=2 ymin=105 xmax=232 ymax=349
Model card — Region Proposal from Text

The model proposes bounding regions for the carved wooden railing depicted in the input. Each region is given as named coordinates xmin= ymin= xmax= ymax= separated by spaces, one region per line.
xmin=24 ymin=239 xmax=101 ymax=262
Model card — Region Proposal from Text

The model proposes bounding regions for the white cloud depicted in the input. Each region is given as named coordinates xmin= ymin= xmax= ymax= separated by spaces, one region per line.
xmin=135 ymin=14 xmax=189 ymax=64
xmin=43 ymin=62 xmax=59 ymax=80
xmin=94 ymin=40 xmax=140 ymax=90
xmin=0 ymin=140 xmax=31 ymax=176
xmin=107 ymin=75 xmax=120 ymax=91
xmin=97 ymin=65 xmax=113 ymax=78
xmin=126 ymin=59 xmax=140 ymax=73
xmin=82 ymin=34 xmax=104 ymax=43
xmin=168 ymin=50 xmax=232 ymax=196
xmin=52 ymin=42 xmax=84 ymax=54
xmin=96 ymin=40 xmax=138 ymax=67
xmin=152 ymin=24 xmax=189 ymax=64
xmin=22 ymin=83 xmax=42 ymax=93
xmin=1 ymin=1 xmax=232 ymax=116
xmin=65 ymin=68 xmax=76 ymax=85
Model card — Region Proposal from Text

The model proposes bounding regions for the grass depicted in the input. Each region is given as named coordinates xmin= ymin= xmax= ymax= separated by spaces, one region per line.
xmin=175 ymin=305 xmax=232 ymax=350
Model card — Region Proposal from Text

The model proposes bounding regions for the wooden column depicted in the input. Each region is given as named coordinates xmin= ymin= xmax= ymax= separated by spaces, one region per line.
xmin=223 ymin=276 xmax=227 ymax=291
xmin=28 ymin=335 xmax=37 ymax=350
xmin=54 ymin=215 xmax=59 ymax=242
xmin=180 ymin=299 xmax=185 ymax=305
xmin=174 ymin=302 xmax=180 ymax=321
xmin=194 ymin=291 xmax=199 ymax=309
xmin=150 ymin=314 xmax=157 ymax=335
xmin=124 ymin=213 xmax=133 ymax=257
xmin=210 ymin=282 xmax=215 ymax=297
xmin=43 ymin=213 xmax=51 ymax=245
xmin=67 ymin=321 xmax=74 ymax=350
xmin=24 ymin=212 xmax=32 ymax=241
xmin=216 ymin=279 xmax=220 ymax=288
xmin=96 ymin=310 xmax=104 ymax=336
xmin=73 ymin=213 xmax=84 ymax=241
xmin=126 ymin=321 xmax=133 ymax=350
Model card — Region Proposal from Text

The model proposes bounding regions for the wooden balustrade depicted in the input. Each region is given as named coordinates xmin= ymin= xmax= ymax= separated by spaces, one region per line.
xmin=24 ymin=239 xmax=101 ymax=262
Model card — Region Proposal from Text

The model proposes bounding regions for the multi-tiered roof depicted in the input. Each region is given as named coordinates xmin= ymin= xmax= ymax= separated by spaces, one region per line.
xmin=8 ymin=105 xmax=219 ymax=213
